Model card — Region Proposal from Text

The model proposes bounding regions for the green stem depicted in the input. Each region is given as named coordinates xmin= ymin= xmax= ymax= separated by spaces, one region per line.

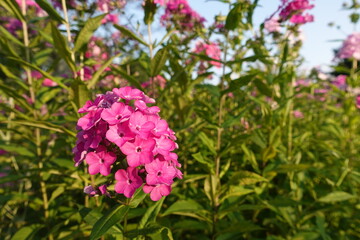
xmin=21 ymin=2 xmax=52 ymax=239
xmin=147 ymin=22 xmax=155 ymax=97
xmin=61 ymin=0 xmax=77 ymax=77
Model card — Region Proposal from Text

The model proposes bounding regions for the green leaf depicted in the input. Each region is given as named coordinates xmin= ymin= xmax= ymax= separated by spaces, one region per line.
xmin=0 ymin=174 xmax=27 ymax=185
xmin=35 ymin=0 xmax=65 ymax=23
xmin=0 ymin=143 xmax=35 ymax=157
xmin=87 ymin=52 xmax=121 ymax=88
xmin=114 ymin=25 xmax=148 ymax=46
xmin=138 ymin=198 xmax=164 ymax=229
xmin=318 ymin=191 xmax=356 ymax=203
xmin=163 ymin=200 xmax=204 ymax=216
xmin=225 ymin=3 xmax=243 ymax=30
xmin=111 ymin=67 xmax=144 ymax=90
xmin=222 ymin=73 xmax=256 ymax=95
xmin=253 ymin=78 xmax=272 ymax=97
xmin=192 ymin=152 xmax=214 ymax=173
xmin=6 ymin=56 xmax=69 ymax=90
xmin=0 ymin=0 xmax=25 ymax=21
xmin=129 ymin=188 xmax=147 ymax=208
xmin=69 ymin=79 xmax=90 ymax=110
xmin=150 ymin=47 xmax=168 ymax=77
xmin=198 ymin=132 xmax=216 ymax=155
xmin=229 ymin=170 xmax=268 ymax=185
xmin=0 ymin=83 xmax=33 ymax=112
xmin=1 ymin=120 xmax=76 ymax=137
xmin=50 ymin=22 xmax=76 ymax=73
xmin=90 ymin=205 xmax=129 ymax=240
xmin=74 ymin=14 xmax=106 ymax=52
xmin=11 ymin=224 xmax=42 ymax=240
xmin=48 ymin=186 xmax=65 ymax=204
xmin=0 ymin=25 xmax=24 ymax=46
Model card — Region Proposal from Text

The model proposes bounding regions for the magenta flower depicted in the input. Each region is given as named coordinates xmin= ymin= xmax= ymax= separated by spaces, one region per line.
xmin=337 ymin=33 xmax=360 ymax=60
xmin=357 ymin=95 xmax=360 ymax=109
xmin=106 ymin=122 xmax=135 ymax=147
xmin=145 ymin=158 xmax=177 ymax=185
xmin=121 ymin=136 xmax=156 ymax=167
xmin=85 ymin=146 xmax=116 ymax=176
xmin=264 ymin=17 xmax=281 ymax=33
xmin=115 ymin=167 xmax=143 ymax=198
xmin=84 ymin=185 xmax=97 ymax=196
xmin=77 ymin=109 xmax=103 ymax=130
xmin=128 ymin=111 xmax=155 ymax=139
xmin=74 ymin=87 xmax=182 ymax=201
xmin=101 ymin=102 xmax=133 ymax=125
xmin=153 ymin=135 xmax=176 ymax=156
xmin=143 ymin=184 xmax=171 ymax=201
xmin=113 ymin=86 xmax=144 ymax=101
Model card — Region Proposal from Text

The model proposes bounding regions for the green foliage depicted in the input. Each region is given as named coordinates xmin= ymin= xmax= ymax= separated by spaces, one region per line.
xmin=0 ymin=1 xmax=360 ymax=240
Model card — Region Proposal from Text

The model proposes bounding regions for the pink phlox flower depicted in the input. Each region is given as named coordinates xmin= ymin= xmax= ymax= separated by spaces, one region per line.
xmin=153 ymin=135 xmax=176 ymax=156
xmin=264 ymin=17 xmax=281 ymax=33
xmin=141 ymin=94 xmax=156 ymax=104
xmin=293 ymin=110 xmax=304 ymax=118
xmin=106 ymin=122 xmax=135 ymax=147
xmin=356 ymin=95 xmax=360 ymax=109
xmin=145 ymin=158 xmax=177 ymax=185
xmin=143 ymin=184 xmax=171 ymax=201
xmin=113 ymin=86 xmax=144 ymax=101
xmin=120 ymin=136 xmax=155 ymax=167
xmin=84 ymin=185 xmax=97 ymax=196
xmin=134 ymin=100 xmax=161 ymax=115
xmin=42 ymin=78 xmax=58 ymax=87
xmin=290 ymin=13 xmax=314 ymax=24
xmin=99 ymin=184 xmax=111 ymax=197
xmin=337 ymin=33 xmax=360 ymax=60
xmin=82 ymin=121 xmax=108 ymax=149
xmin=77 ymin=109 xmax=103 ymax=130
xmin=85 ymin=145 xmax=116 ymax=176
xmin=128 ymin=111 xmax=155 ymax=139
xmin=154 ymin=0 xmax=169 ymax=6
xmin=73 ymin=142 xmax=87 ymax=166
xmin=115 ymin=167 xmax=143 ymax=198
xmin=102 ymin=13 xmax=119 ymax=25
xmin=194 ymin=41 xmax=222 ymax=68
xmin=101 ymin=102 xmax=133 ymax=125
xmin=332 ymin=75 xmax=347 ymax=90
xmin=147 ymin=115 xmax=169 ymax=137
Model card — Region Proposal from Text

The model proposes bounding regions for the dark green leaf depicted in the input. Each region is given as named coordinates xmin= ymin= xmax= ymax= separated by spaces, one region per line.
xmin=35 ymin=0 xmax=65 ymax=23
xmin=114 ymin=24 xmax=148 ymax=46
xmin=150 ymin=47 xmax=168 ymax=77
xmin=90 ymin=205 xmax=129 ymax=240
xmin=74 ymin=14 xmax=106 ymax=52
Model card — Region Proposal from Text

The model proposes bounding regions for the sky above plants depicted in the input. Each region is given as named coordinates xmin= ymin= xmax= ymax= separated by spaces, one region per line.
xmin=190 ymin=0 xmax=356 ymax=70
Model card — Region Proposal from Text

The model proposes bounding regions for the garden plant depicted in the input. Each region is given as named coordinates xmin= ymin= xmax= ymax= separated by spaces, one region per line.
xmin=0 ymin=0 xmax=360 ymax=239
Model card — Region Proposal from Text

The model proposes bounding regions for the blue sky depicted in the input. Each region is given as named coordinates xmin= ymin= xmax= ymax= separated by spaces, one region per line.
xmin=189 ymin=0 xmax=357 ymax=70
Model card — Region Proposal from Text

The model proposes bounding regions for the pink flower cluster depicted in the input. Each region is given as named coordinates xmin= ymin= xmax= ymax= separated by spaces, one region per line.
xmin=357 ymin=95 xmax=360 ymax=109
xmin=279 ymin=0 xmax=314 ymax=24
xmin=264 ymin=17 xmax=281 ymax=33
xmin=73 ymin=87 xmax=182 ymax=201
xmin=192 ymin=41 xmax=222 ymax=76
xmin=337 ymin=33 xmax=360 ymax=60
xmin=160 ymin=0 xmax=205 ymax=32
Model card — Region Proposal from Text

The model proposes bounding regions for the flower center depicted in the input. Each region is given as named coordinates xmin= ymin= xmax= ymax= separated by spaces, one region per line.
xmin=127 ymin=179 xmax=132 ymax=185
xmin=135 ymin=125 xmax=140 ymax=131
xmin=157 ymin=171 xmax=162 ymax=176
xmin=119 ymin=132 xmax=124 ymax=138
xmin=116 ymin=114 xmax=122 ymax=120
xmin=136 ymin=147 xmax=142 ymax=153
xmin=99 ymin=158 xmax=104 ymax=164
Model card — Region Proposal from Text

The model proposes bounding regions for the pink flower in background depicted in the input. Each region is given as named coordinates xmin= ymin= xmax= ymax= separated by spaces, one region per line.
xmin=193 ymin=41 xmax=222 ymax=74
xmin=154 ymin=0 xmax=169 ymax=6
xmin=356 ymin=95 xmax=360 ymax=109
xmin=264 ymin=17 xmax=281 ymax=33
xmin=337 ymin=33 xmax=360 ymax=60
xmin=332 ymin=75 xmax=347 ymax=90
xmin=161 ymin=0 xmax=206 ymax=32
xmin=293 ymin=110 xmax=304 ymax=118
xmin=74 ymin=87 xmax=181 ymax=201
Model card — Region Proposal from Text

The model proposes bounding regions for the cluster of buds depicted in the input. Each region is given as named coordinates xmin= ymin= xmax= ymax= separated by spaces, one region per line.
xmin=73 ymin=87 xmax=182 ymax=201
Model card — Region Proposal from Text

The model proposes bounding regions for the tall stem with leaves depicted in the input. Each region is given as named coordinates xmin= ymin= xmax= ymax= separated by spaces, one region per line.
xmin=21 ymin=1 xmax=51 ymax=239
